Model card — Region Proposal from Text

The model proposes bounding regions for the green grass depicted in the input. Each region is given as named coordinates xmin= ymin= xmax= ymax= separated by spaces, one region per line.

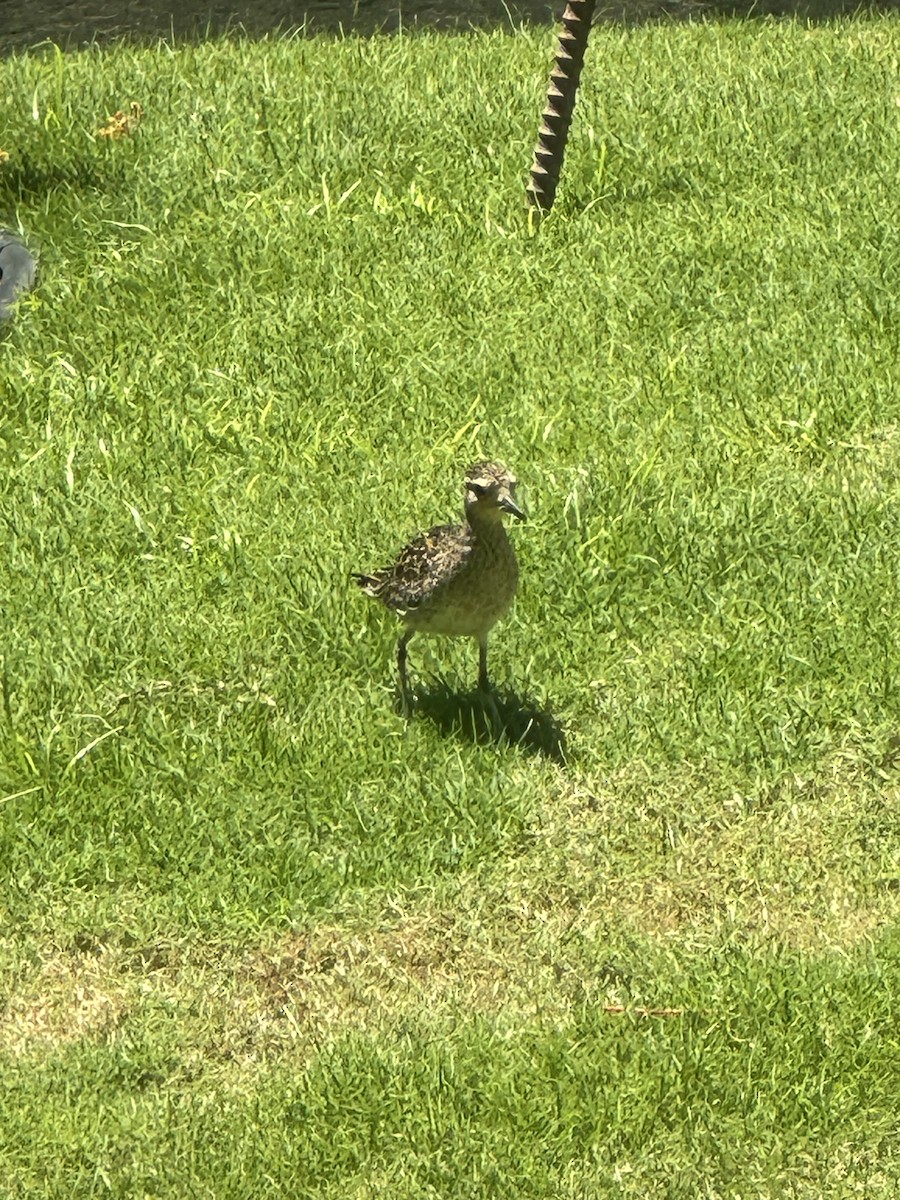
xmin=2 ymin=15 xmax=900 ymax=1197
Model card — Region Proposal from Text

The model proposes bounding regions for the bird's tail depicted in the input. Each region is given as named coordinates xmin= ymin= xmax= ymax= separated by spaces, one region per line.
xmin=350 ymin=572 xmax=380 ymax=596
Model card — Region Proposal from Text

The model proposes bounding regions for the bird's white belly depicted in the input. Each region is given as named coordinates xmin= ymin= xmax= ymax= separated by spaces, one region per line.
xmin=410 ymin=601 xmax=506 ymax=638
xmin=406 ymin=574 xmax=516 ymax=638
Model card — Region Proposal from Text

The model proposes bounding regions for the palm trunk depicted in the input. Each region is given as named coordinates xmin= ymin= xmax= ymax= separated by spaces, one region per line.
xmin=526 ymin=1 xmax=597 ymax=213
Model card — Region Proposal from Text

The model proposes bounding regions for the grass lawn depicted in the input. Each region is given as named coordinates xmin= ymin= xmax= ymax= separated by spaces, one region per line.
xmin=2 ymin=14 xmax=900 ymax=1197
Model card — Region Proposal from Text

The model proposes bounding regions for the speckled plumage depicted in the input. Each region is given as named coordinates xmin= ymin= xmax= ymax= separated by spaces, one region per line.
xmin=353 ymin=462 xmax=526 ymax=693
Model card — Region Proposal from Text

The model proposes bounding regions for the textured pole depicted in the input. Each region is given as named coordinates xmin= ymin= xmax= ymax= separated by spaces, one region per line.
xmin=526 ymin=0 xmax=596 ymax=213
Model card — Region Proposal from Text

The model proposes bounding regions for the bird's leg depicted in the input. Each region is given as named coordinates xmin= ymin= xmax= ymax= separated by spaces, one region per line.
xmin=476 ymin=635 xmax=503 ymax=736
xmin=398 ymin=630 xmax=413 ymax=698
xmin=477 ymin=637 xmax=490 ymax=691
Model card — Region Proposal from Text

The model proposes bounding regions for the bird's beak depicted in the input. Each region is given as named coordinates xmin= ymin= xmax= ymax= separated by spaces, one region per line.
xmin=499 ymin=490 xmax=527 ymax=521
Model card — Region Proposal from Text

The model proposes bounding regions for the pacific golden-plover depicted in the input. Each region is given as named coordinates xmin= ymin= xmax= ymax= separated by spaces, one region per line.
xmin=352 ymin=461 xmax=526 ymax=694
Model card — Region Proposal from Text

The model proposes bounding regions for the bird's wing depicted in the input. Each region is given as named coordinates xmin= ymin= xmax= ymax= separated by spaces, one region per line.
xmin=380 ymin=523 xmax=473 ymax=611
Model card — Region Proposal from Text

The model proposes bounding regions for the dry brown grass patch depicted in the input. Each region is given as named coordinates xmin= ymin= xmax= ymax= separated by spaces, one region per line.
xmin=3 ymin=752 xmax=898 ymax=1068
xmin=0 ymin=950 xmax=131 ymax=1057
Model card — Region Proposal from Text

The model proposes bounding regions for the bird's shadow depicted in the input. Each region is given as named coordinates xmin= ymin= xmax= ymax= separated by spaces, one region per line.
xmin=398 ymin=679 xmax=568 ymax=763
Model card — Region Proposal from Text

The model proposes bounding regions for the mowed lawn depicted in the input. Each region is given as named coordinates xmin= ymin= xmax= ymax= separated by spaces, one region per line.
xmin=2 ymin=15 xmax=900 ymax=1197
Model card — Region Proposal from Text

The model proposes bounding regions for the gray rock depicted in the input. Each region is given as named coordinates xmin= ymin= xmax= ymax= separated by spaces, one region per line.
xmin=0 ymin=232 xmax=37 ymax=321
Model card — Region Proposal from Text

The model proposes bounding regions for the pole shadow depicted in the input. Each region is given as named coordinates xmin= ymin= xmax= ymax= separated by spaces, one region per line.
xmin=398 ymin=678 xmax=568 ymax=763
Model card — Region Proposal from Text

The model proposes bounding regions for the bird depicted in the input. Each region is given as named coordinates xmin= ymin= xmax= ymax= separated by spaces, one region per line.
xmin=352 ymin=461 xmax=526 ymax=696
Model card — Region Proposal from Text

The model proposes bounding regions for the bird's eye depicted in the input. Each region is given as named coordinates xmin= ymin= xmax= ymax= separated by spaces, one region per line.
xmin=469 ymin=482 xmax=488 ymax=496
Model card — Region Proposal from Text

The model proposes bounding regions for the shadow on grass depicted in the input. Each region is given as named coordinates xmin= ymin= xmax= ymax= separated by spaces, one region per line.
xmin=4 ymin=0 xmax=898 ymax=56
xmin=0 ymin=156 xmax=116 ymax=205
xmin=401 ymin=679 xmax=568 ymax=763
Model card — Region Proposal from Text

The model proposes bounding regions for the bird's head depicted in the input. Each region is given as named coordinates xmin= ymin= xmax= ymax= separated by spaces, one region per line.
xmin=464 ymin=461 xmax=526 ymax=523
